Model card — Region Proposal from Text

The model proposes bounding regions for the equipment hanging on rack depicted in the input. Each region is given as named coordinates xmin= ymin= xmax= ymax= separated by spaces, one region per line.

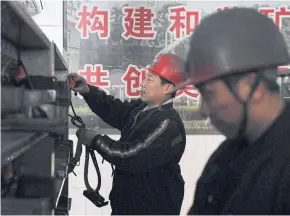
xmin=67 ymin=77 xmax=108 ymax=208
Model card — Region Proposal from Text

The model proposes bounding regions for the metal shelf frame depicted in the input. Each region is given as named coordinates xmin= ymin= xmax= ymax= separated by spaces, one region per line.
xmin=1 ymin=1 xmax=71 ymax=215
xmin=1 ymin=132 xmax=49 ymax=167
xmin=1 ymin=1 xmax=51 ymax=49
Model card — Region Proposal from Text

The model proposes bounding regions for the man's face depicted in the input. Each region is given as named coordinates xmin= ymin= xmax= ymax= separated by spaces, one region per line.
xmin=140 ymin=70 xmax=173 ymax=105
xmin=197 ymin=80 xmax=244 ymax=138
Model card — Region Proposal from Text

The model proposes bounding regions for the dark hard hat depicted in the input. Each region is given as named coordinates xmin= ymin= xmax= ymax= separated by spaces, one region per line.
xmin=185 ymin=7 xmax=290 ymax=86
xmin=148 ymin=53 xmax=185 ymax=85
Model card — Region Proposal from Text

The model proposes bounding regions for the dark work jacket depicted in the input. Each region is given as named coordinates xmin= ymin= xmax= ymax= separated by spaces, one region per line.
xmin=82 ymin=85 xmax=186 ymax=215
xmin=189 ymin=103 xmax=290 ymax=215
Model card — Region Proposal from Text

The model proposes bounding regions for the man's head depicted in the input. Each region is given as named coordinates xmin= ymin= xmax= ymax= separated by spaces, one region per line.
xmin=197 ymin=70 xmax=281 ymax=138
xmin=183 ymin=8 xmax=289 ymax=140
xmin=140 ymin=53 xmax=185 ymax=106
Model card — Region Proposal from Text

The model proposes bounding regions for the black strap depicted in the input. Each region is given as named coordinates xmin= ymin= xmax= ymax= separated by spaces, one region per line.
xmin=67 ymin=136 xmax=82 ymax=176
xmin=67 ymin=86 xmax=108 ymax=207
xmin=68 ymin=126 xmax=108 ymax=207
xmin=84 ymin=148 xmax=102 ymax=192
xmin=223 ymin=72 xmax=262 ymax=138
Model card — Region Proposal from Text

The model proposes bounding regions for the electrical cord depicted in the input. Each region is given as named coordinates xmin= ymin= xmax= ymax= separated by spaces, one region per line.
xmin=68 ymin=90 xmax=108 ymax=207
xmin=68 ymin=100 xmax=86 ymax=129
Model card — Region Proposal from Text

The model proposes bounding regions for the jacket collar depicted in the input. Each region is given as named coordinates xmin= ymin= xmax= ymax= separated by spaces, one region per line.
xmin=141 ymin=98 xmax=174 ymax=112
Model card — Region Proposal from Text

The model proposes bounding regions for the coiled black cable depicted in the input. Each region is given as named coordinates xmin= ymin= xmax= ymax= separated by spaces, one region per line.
xmin=68 ymin=92 xmax=109 ymax=207
xmin=68 ymin=100 xmax=85 ymax=129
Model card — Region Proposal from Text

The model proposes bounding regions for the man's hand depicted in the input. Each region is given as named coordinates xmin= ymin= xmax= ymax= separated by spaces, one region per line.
xmin=67 ymin=73 xmax=90 ymax=94
xmin=76 ymin=128 xmax=99 ymax=149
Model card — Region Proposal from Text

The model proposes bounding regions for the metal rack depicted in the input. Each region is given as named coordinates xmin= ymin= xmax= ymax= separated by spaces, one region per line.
xmin=278 ymin=68 xmax=290 ymax=100
xmin=1 ymin=1 xmax=72 ymax=215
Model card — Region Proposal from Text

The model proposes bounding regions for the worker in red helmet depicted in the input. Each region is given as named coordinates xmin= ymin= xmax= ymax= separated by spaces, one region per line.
xmin=67 ymin=53 xmax=186 ymax=215
xmin=140 ymin=53 xmax=184 ymax=105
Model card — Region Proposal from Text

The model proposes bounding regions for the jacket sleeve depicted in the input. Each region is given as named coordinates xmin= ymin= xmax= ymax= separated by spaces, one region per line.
xmin=93 ymin=118 xmax=185 ymax=173
xmin=81 ymin=85 xmax=142 ymax=131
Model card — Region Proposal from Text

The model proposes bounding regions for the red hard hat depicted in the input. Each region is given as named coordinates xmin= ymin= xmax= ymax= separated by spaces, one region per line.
xmin=147 ymin=53 xmax=185 ymax=85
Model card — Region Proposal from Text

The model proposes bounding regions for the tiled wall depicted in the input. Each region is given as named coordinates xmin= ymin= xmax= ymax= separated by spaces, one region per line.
xmin=68 ymin=134 xmax=225 ymax=215
xmin=32 ymin=0 xmax=64 ymax=54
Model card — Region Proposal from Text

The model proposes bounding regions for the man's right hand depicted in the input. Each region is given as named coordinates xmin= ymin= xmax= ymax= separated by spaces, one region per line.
xmin=67 ymin=73 xmax=90 ymax=94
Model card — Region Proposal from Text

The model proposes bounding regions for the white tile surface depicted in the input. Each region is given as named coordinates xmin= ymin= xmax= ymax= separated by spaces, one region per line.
xmin=68 ymin=134 xmax=225 ymax=215
xmin=69 ymin=187 xmax=87 ymax=215
xmin=32 ymin=1 xmax=64 ymax=54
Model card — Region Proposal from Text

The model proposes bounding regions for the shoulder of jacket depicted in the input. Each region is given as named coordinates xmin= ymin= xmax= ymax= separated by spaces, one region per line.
xmin=153 ymin=108 xmax=179 ymax=121
xmin=203 ymin=139 xmax=232 ymax=167
xmin=150 ymin=110 xmax=185 ymax=134
xmin=156 ymin=107 xmax=181 ymax=117
xmin=167 ymin=109 xmax=185 ymax=128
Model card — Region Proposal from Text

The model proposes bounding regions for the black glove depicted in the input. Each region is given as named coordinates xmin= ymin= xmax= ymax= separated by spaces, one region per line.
xmin=76 ymin=128 xmax=99 ymax=149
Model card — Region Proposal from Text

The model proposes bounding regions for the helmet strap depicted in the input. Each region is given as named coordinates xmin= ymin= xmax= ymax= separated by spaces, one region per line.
xmin=223 ymin=72 xmax=262 ymax=141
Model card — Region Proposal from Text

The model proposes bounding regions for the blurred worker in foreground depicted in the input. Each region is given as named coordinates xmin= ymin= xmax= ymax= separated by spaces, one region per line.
xmin=68 ymin=53 xmax=186 ymax=215
xmin=180 ymin=8 xmax=290 ymax=214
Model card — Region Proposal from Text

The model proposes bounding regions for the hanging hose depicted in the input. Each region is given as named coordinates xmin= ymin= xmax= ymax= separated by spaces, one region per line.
xmin=67 ymin=78 xmax=108 ymax=208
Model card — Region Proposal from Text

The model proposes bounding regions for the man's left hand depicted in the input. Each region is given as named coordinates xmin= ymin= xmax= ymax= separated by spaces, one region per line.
xmin=76 ymin=128 xmax=99 ymax=149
